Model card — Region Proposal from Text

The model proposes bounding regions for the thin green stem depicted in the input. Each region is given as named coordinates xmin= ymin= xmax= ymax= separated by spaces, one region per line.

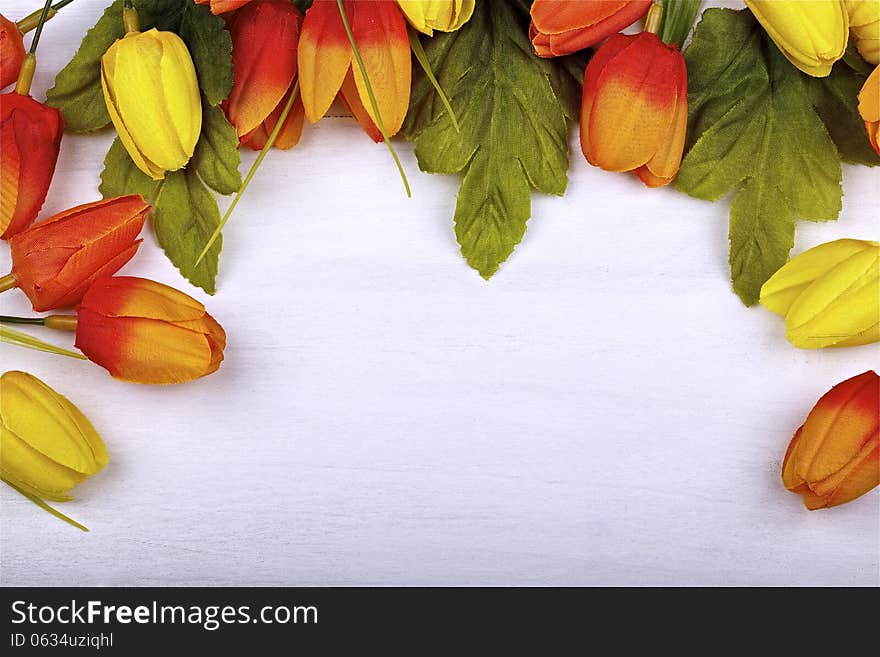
xmin=336 ymin=0 xmax=411 ymax=198
xmin=17 ymin=0 xmax=75 ymax=32
xmin=409 ymin=28 xmax=459 ymax=134
xmin=0 ymin=315 xmax=45 ymax=325
xmin=196 ymin=82 xmax=301 ymax=266
xmin=2 ymin=479 xmax=88 ymax=532
xmin=28 ymin=0 xmax=55 ymax=55
xmin=0 ymin=326 xmax=87 ymax=360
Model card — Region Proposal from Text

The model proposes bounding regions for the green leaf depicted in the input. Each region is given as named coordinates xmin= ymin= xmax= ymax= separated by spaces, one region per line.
xmin=676 ymin=9 xmax=842 ymax=306
xmin=46 ymin=0 xmax=230 ymax=131
xmin=808 ymin=45 xmax=880 ymax=167
xmin=401 ymin=0 xmax=583 ymax=279
xmin=658 ymin=0 xmax=703 ymax=48
xmin=100 ymin=139 xmax=222 ymax=294
xmin=178 ymin=1 xmax=233 ymax=106
xmin=193 ymin=103 xmax=242 ymax=195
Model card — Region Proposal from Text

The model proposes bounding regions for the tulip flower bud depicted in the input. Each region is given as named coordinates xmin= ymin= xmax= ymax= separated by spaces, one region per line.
xmin=760 ymin=239 xmax=879 ymax=349
xmin=6 ymin=195 xmax=149 ymax=311
xmin=194 ymin=0 xmax=252 ymax=15
xmin=224 ymin=0 xmax=302 ymax=143
xmin=74 ymin=276 xmax=226 ymax=385
xmin=529 ymin=0 xmax=652 ymax=58
xmin=0 ymin=13 xmax=26 ymax=90
xmin=846 ymin=0 xmax=880 ymax=65
xmin=580 ymin=31 xmax=687 ymax=187
xmin=397 ymin=0 xmax=475 ymax=36
xmin=858 ymin=65 xmax=880 ymax=155
xmin=745 ymin=0 xmax=848 ymax=77
xmin=782 ymin=371 xmax=879 ymax=510
xmin=0 ymin=371 xmax=109 ymax=502
xmin=0 ymin=92 xmax=64 ymax=239
xmin=101 ymin=28 xmax=202 ymax=180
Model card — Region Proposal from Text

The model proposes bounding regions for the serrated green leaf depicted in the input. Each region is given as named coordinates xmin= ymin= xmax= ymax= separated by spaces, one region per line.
xmin=677 ymin=8 xmax=842 ymax=306
xmin=100 ymin=138 xmax=221 ymax=294
xmin=809 ymin=45 xmax=880 ymax=167
xmin=193 ymin=103 xmax=242 ymax=195
xmin=178 ymin=2 xmax=233 ymax=106
xmin=401 ymin=0 xmax=582 ymax=279
xmin=46 ymin=0 xmax=228 ymax=131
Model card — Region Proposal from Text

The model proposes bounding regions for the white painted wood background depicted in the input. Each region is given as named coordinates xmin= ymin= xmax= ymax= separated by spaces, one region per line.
xmin=1 ymin=0 xmax=878 ymax=586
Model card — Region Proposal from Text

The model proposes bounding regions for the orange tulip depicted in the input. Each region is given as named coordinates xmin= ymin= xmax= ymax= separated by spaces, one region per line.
xmin=298 ymin=0 xmax=411 ymax=141
xmin=580 ymin=31 xmax=687 ymax=187
xmin=0 ymin=91 xmax=64 ymax=239
xmin=224 ymin=0 xmax=305 ymax=151
xmin=74 ymin=277 xmax=226 ymax=385
xmin=194 ymin=0 xmax=252 ymax=15
xmin=0 ymin=13 xmax=25 ymax=90
xmin=530 ymin=0 xmax=652 ymax=57
xmin=782 ymin=371 xmax=879 ymax=510
xmin=4 ymin=196 xmax=149 ymax=312
xmin=858 ymin=65 xmax=879 ymax=156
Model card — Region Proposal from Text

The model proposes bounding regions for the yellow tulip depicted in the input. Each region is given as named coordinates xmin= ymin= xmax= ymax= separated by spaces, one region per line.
xmin=745 ymin=0 xmax=848 ymax=76
xmin=0 ymin=371 xmax=108 ymax=502
xmin=846 ymin=0 xmax=880 ymax=64
xmin=397 ymin=0 xmax=475 ymax=35
xmin=101 ymin=28 xmax=202 ymax=180
xmin=760 ymin=239 xmax=880 ymax=349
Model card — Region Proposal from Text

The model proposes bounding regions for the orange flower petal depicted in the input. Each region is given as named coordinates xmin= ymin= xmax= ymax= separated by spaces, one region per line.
xmin=1 ymin=13 xmax=25 ymax=90
xmin=530 ymin=0 xmax=651 ymax=56
xmin=636 ymin=50 xmax=687 ymax=186
xmin=339 ymin=70 xmax=382 ymax=142
xmin=241 ymin=91 xmax=305 ymax=150
xmin=78 ymin=276 xmax=207 ymax=323
xmin=298 ymin=0 xmax=352 ymax=123
xmin=580 ymin=33 xmax=634 ymax=165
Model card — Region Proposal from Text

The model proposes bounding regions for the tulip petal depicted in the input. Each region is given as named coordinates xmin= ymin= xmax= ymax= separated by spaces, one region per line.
xmin=781 ymin=425 xmax=806 ymax=490
xmin=793 ymin=371 xmax=879 ymax=485
xmin=241 ymin=91 xmax=305 ymax=151
xmin=348 ymin=0 xmax=411 ymax=137
xmin=0 ymin=116 xmax=20 ymax=236
xmin=299 ymin=0 xmax=352 ymax=123
xmin=339 ymin=70 xmax=382 ymax=142
xmin=819 ymin=439 xmax=879 ymax=508
xmin=1 ymin=428 xmax=86 ymax=501
xmin=79 ymin=276 xmax=208 ymax=323
xmin=531 ymin=0 xmax=651 ymax=56
xmin=858 ymin=65 xmax=879 ymax=123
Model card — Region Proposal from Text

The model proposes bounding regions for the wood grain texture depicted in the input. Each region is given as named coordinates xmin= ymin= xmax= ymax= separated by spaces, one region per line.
xmin=1 ymin=0 xmax=877 ymax=586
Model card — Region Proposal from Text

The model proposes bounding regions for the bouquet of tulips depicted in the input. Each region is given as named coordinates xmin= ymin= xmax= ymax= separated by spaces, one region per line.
xmin=0 ymin=0 xmax=877 ymax=530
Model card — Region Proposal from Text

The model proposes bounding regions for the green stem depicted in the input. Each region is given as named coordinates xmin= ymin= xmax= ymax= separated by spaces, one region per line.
xmin=409 ymin=28 xmax=459 ymax=134
xmin=0 ymin=325 xmax=87 ymax=360
xmin=0 ymin=315 xmax=45 ymax=325
xmin=336 ymin=0 xmax=411 ymax=198
xmin=16 ymin=0 xmax=75 ymax=33
xmin=2 ymin=479 xmax=88 ymax=532
xmin=657 ymin=0 xmax=702 ymax=46
xmin=28 ymin=0 xmax=55 ymax=55
xmin=196 ymin=82 xmax=301 ymax=266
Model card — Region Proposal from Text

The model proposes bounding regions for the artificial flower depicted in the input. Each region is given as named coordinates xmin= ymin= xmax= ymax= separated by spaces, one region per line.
xmin=74 ymin=276 xmax=226 ymax=385
xmin=760 ymin=239 xmax=879 ymax=349
xmin=858 ymin=65 xmax=880 ymax=155
xmin=846 ymin=0 xmax=880 ymax=65
xmin=744 ymin=0 xmax=848 ymax=77
xmin=397 ymin=0 xmax=475 ymax=35
xmin=782 ymin=370 xmax=879 ymax=510
xmin=529 ymin=0 xmax=652 ymax=58
xmin=0 ymin=13 xmax=25 ymax=90
xmin=194 ymin=0 xmax=252 ymax=15
xmin=0 ymin=370 xmax=108 ymax=502
xmin=0 ymin=91 xmax=64 ymax=239
xmin=224 ymin=0 xmax=305 ymax=150
xmin=241 ymin=86 xmax=306 ymax=150
xmin=299 ymin=0 xmax=411 ymax=141
xmin=101 ymin=28 xmax=202 ymax=180
xmin=4 ymin=195 xmax=149 ymax=311
xmin=580 ymin=31 xmax=687 ymax=187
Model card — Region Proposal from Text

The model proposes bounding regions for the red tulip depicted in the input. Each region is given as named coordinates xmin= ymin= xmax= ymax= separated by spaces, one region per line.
xmin=74 ymin=277 xmax=226 ymax=385
xmin=782 ymin=371 xmax=879 ymax=509
xmin=5 ymin=196 xmax=149 ymax=311
xmin=580 ymin=31 xmax=687 ymax=187
xmin=194 ymin=0 xmax=252 ymax=15
xmin=1 ymin=91 xmax=64 ymax=238
xmin=224 ymin=0 xmax=304 ymax=150
xmin=0 ymin=13 xmax=26 ymax=90
xmin=530 ymin=0 xmax=652 ymax=57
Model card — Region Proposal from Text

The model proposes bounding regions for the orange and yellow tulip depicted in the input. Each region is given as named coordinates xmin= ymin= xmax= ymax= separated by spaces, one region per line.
xmin=0 ymin=91 xmax=64 ymax=239
xmin=72 ymin=277 xmax=226 ymax=385
xmin=782 ymin=371 xmax=879 ymax=510
xmin=580 ymin=31 xmax=687 ymax=187
xmin=858 ymin=65 xmax=880 ymax=156
xmin=194 ymin=0 xmax=252 ymax=15
xmin=530 ymin=0 xmax=652 ymax=58
xmin=298 ymin=0 xmax=411 ymax=141
xmin=0 ymin=13 xmax=25 ymax=90
xmin=4 ymin=196 xmax=149 ymax=312
xmin=224 ymin=0 xmax=305 ymax=151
